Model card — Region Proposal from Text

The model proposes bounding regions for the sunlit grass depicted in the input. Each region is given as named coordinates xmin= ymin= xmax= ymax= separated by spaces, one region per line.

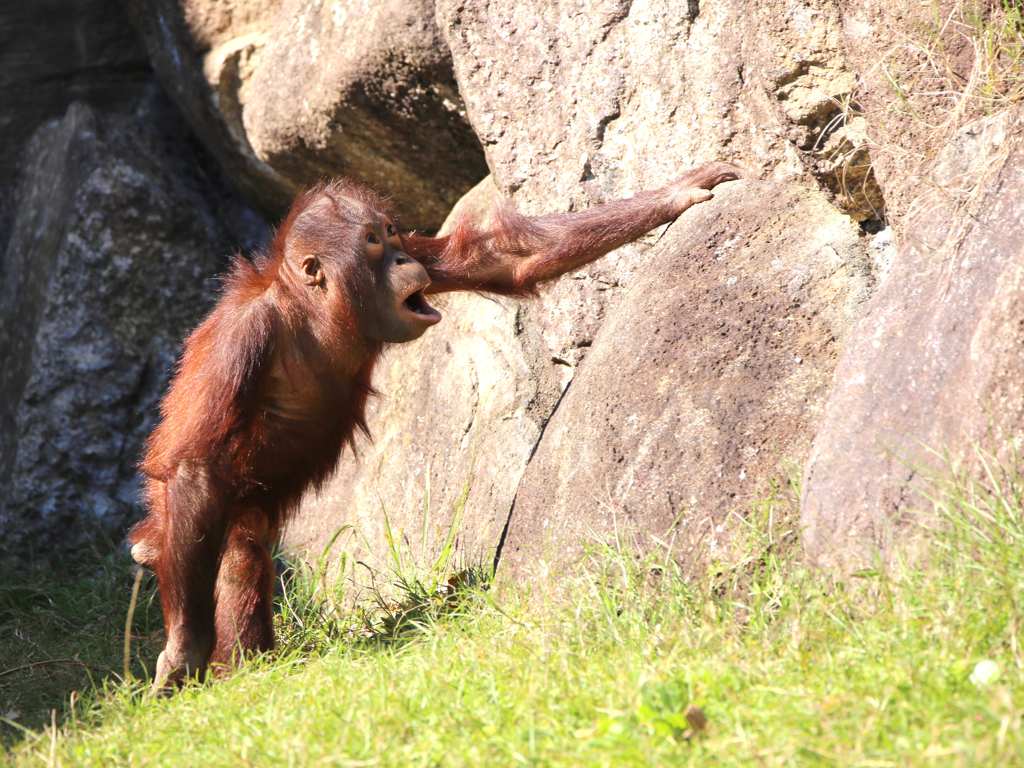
xmin=2 ymin=444 xmax=1023 ymax=766
xmin=868 ymin=0 xmax=1024 ymax=172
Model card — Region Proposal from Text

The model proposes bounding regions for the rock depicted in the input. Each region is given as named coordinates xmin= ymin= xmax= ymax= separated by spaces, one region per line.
xmin=119 ymin=0 xmax=300 ymax=217
xmin=437 ymin=0 xmax=864 ymax=205
xmin=242 ymin=0 xmax=489 ymax=230
xmin=435 ymin=0 xmax=875 ymax=375
xmin=121 ymin=0 xmax=488 ymax=229
xmin=0 ymin=0 xmax=150 ymax=184
xmin=800 ymin=107 xmax=1024 ymax=575
xmin=831 ymin=0 xmax=986 ymax=231
xmin=498 ymin=180 xmax=873 ymax=584
xmin=0 ymin=0 xmax=151 ymax=251
xmin=435 ymin=175 xmax=501 ymax=235
xmin=289 ymin=0 xmax=889 ymax=584
xmin=0 ymin=93 xmax=266 ymax=567
xmin=812 ymin=116 xmax=886 ymax=222
xmin=284 ymin=291 xmax=562 ymax=585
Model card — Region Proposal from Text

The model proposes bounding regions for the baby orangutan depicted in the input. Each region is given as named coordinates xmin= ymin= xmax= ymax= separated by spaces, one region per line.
xmin=129 ymin=162 xmax=743 ymax=692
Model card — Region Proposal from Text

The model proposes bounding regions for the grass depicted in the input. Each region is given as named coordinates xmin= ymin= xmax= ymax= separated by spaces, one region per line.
xmin=817 ymin=0 xmax=1024 ymax=229
xmin=868 ymin=0 xmax=1024 ymax=172
xmin=2 ymin=449 xmax=1024 ymax=766
xmin=0 ymin=545 xmax=162 ymax=750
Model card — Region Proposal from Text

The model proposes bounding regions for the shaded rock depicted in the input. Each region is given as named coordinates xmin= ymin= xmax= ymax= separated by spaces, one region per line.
xmin=497 ymin=180 xmax=873 ymax=584
xmin=0 ymin=0 xmax=150 ymax=184
xmin=120 ymin=0 xmax=299 ymax=217
xmin=121 ymin=0 xmax=488 ymax=229
xmin=0 ymin=0 xmax=151 ymax=254
xmin=242 ymin=0 xmax=488 ymax=230
xmin=0 ymin=94 xmax=266 ymax=566
xmin=801 ymin=107 xmax=1024 ymax=575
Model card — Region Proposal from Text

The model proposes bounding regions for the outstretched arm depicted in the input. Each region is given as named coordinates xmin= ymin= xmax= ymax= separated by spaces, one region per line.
xmin=403 ymin=162 xmax=744 ymax=296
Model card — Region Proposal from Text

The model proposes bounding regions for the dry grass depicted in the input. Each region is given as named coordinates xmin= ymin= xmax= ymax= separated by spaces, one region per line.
xmin=872 ymin=0 xmax=1023 ymax=165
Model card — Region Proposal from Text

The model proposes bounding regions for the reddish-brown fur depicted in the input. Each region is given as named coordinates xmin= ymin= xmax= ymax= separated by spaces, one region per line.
xmin=130 ymin=163 xmax=742 ymax=692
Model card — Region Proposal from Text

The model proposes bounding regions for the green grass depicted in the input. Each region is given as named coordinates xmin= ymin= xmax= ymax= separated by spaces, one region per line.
xmin=0 ymin=545 xmax=162 ymax=750
xmin=3 ymin=451 xmax=1024 ymax=766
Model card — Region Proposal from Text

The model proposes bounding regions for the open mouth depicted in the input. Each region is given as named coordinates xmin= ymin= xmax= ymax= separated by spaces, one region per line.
xmin=402 ymin=288 xmax=442 ymax=323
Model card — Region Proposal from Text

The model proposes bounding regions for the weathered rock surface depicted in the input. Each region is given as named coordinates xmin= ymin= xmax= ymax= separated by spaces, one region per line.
xmin=242 ymin=0 xmax=488 ymax=229
xmin=832 ymin=0 xmax=993 ymax=230
xmin=0 ymin=0 xmax=151 ymax=254
xmin=0 ymin=0 xmax=150 ymax=185
xmin=801 ymin=107 xmax=1024 ymax=574
xmin=288 ymin=176 xmax=876 ymax=585
xmin=285 ymin=0 xmax=1021 ymax=587
xmin=498 ymin=180 xmax=873 ymax=583
xmin=121 ymin=0 xmax=488 ymax=229
xmin=288 ymin=0 xmax=891 ymax=581
xmin=0 ymin=93 xmax=266 ymax=566
xmin=284 ymin=291 xmax=561 ymax=585
xmin=119 ymin=0 xmax=296 ymax=216
xmin=438 ymin=0 xmax=875 ymax=221
xmin=434 ymin=0 xmax=879 ymax=372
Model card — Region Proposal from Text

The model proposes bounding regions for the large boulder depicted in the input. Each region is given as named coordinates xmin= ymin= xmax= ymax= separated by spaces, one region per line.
xmin=288 ymin=0 xmax=890 ymax=583
xmin=801 ymin=107 xmax=1024 ymax=574
xmin=438 ymin=0 xmax=879 ymax=225
xmin=499 ymin=179 xmax=873 ymax=583
xmin=288 ymin=177 xmax=879 ymax=586
xmin=284 ymin=290 xmax=562 ymax=585
xmin=0 ymin=0 xmax=151 ymax=251
xmin=0 ymin=93 xmax=266 ymax=567
xmin=120 ymin=0 xmax=488 ymax=229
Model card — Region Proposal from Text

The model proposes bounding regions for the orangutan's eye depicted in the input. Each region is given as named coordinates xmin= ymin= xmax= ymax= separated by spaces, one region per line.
xmin=365 ymin=230 xmax=384 ymax=258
